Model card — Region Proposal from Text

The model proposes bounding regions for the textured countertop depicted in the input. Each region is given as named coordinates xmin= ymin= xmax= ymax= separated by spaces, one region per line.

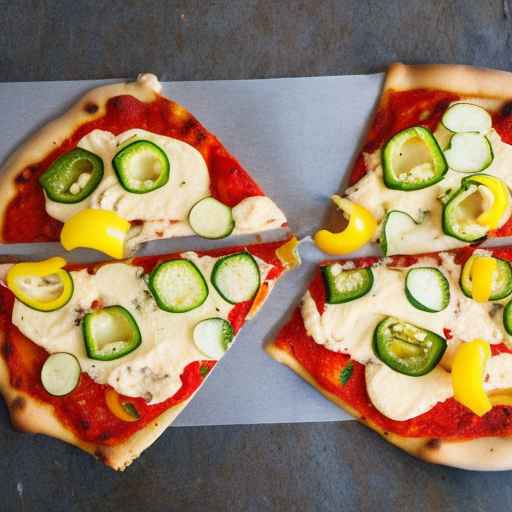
xmin=1 ymin=1 xmax=512 ymax=510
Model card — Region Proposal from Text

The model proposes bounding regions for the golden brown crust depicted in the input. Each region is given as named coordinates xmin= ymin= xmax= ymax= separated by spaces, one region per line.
xmin=384 ymin=62 xmax=512 ymax=99
xmin=266 ymin=341 xmax=512 ymax=471
xmin=0 ymin=73 xmax=161 ymax=242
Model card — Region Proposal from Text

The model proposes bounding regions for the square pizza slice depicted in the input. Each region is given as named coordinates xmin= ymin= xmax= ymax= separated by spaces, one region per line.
xmin=0 ymin=237 xmax=298 ymax=470
xmin=338 ymin=63 xmax=512 ymax=256
xmin=0 ymin=74 xmax=287 ymax=254
xmin=267 ymin=244 xmax=512 ymax=470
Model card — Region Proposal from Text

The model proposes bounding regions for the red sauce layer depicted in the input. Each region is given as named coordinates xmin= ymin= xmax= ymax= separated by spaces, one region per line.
xmin=273 ymin=247 xmax=512 ymax=440
xmin=4 ymin=94 xmax=264 ymax=242
xmin=0 ymin=240 xmax=286 ymax=445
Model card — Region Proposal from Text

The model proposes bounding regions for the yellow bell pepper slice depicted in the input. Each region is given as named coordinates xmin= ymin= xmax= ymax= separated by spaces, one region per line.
xmin=489 ymin=392 xmax=512 ymax=407
xmin=471 ymin=175 xmax=510 ymax=229
xmin=60 ymin=209 xmax=130 ymax=259
xmin=276 ymin=236 xmax=301 ymax=269
xmin=105 ymin=389 xmax=140 ymax=422
xmin=6 ymin=257 xmax=74 ymax=312
xmin=467 ymin=255 xmax=497 ymax=303
xmin=451 ymin=339 xmax=492 ymax=417
xmin=314 ymin=196 xmax=377 ymax=255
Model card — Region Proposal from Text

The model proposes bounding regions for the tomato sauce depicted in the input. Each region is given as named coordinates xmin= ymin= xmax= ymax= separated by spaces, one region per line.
xmin=4 ymin=94 xmax=264 ymax=242
xmin=0 ymin=240 xmax=286 ymax=445
xmin=274 ymin=247 xmax=512 ymax=440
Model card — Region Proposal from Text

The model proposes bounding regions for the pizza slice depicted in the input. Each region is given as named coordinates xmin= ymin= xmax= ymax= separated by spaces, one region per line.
xmin=0 ymin=237 xmax=298 ymax=470
xmin=0 ymin=74 xmax=287 ymax=255
xmin=267 ymin=245 xmax=512 ymax=470
xmin=319 ymin=63 xmax=512 ymax=257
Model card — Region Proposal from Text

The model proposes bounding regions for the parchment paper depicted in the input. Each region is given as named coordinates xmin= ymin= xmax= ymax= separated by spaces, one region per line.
xmin=0 ymin=74 xmax=384 ymax=426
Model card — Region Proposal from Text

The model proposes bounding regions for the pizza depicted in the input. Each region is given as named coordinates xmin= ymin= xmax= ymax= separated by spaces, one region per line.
xmin=0 ymin=73 xmax=286 ymax=256
xmin=267 ymin=244 xmax=512 ymax=470
xmin=322 ymin=63 xmax=512 ymax=257
xmin=0 ymin=238 xmax=297 ymax=470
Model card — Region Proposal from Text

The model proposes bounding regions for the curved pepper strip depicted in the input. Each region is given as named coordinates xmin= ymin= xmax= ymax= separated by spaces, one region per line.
xmin=6 ymin=257 xmax=73 ymax=312
xmin=469 ymin=256 xmax=497 ymax=303
xmin=471 ymin=175 xmax=510 ymax=229
xmin=105 ymin=389 xmax=140 ymax=422
xmin=314 ymin=196 xmax=377 ymax=255
xmin=60 ymin=209 xmax=131 ymax=259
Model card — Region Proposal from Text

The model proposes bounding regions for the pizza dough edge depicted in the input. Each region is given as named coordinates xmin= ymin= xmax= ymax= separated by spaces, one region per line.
xmin=0 ymin=73 xmax=161 ymax=242
xmin=265 ymin=341 xmax=512 ymax=471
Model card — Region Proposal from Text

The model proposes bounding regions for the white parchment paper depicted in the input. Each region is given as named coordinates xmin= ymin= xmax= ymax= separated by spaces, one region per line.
xmin=0 ymin=74 xmax=384 ymax=426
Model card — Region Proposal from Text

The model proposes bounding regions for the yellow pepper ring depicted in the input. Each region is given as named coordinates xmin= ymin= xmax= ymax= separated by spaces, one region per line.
xmin=451 ymin=339 xmax=492 ymax=417
xmin=314 ymin=196 xmax=377 ymax=256
xmin=6 ymin=257 xmax=74 ymax=312
xmin=60 ymin=209 xmax=131 ymax=260
xmin=469 ymin=256 xmax=497 ymax=303
xmin=471 ymin=175 xmax=510 ymax=229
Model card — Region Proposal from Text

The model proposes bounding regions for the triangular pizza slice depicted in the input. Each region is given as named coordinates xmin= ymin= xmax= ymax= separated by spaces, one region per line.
xmin=267 ymin=245 xmax=512 ymax=470
xmin=0 ymin=74 xmax=286 ymax=254
xmin=331 ymin=63 xmax=512 ymax=256
xmin=0 ymin=237 xmax=298 ymax=470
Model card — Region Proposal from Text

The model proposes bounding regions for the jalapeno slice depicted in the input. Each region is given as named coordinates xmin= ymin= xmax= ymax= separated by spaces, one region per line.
xmin=113 ymin=140 xmax=170 ymax=193
xmin=39 ymin=148 xmax=104 ymax=203
xmin=373 ymin=317 xmax=447 ymax=376
xmin=82 ymin=305 xmax=141 ymax=361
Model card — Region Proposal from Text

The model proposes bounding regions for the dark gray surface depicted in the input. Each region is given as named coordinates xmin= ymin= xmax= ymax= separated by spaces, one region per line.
xmin=1 ymin=1 xmax=512 ymax=511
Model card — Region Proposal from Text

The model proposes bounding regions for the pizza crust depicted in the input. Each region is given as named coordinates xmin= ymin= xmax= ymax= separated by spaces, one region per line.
xmin=384 ymin=62 xmax=512 ymax=100
xmin=266 ymin=341 xmax=512 ymax=471
xmin=0 ymin=73 xmax=161 ymax=242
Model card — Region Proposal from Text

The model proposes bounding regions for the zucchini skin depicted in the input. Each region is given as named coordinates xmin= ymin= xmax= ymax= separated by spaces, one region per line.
xmin=503 ymin=301 xmax=512 ymax=336
xmin=148 ymin=259 xmax=209 ymax=313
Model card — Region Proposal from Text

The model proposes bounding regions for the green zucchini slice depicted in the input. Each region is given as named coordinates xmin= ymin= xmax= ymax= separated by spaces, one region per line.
xmin=188 ymin=197 xmax=235 ymax=239
xmin=382 ymin=126 xmax=447 ymax=191
xmin=193 ymin=317 xmax=234 ymax=359
xmin=39 ymin=148 xmax=104 ymax=203
xmin=83 ymin=305 xmax=142 ymax=361
xmin=503 ymin=300 xmax=512 ymax=335
xmin=113 ymin=140 xmax=170 ymax=193
xmin=373 ymin=317 xmax=447 ymax=377
xmin=442 ymin=176 xmax=492 ymax=242
xmin=322 ymin=264 xmax=373 ymax=304
xmin=149 ymin=259 xmax=209 ymax=313
xmin=211 ymin=252 xmax=260 ymax=304
xmin=444 ymin=133 xmax=493 ymax=173
xmin=405 ymin=267 xmax=450 ymax=312
xmin=460 ymin=255 xmax=512 ymax=301
xmin=442 ymin=103 xmax=492 ymax=134
xmin=380 ymin=210 xmax=417 ymax=256
xmin=40 ymin=352 xmax=81 ymax=397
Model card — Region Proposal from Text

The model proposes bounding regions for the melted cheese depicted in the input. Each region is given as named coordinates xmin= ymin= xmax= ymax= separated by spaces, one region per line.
xmin=12 ymin=252 xmax=273 ymax=404
xmin=44 ymin=129 xmax=286 ymax=248
xmin=346 ymin=110 xmax=512 ymax=255
xmin=302 ymin=254 xmax=512 ymax=421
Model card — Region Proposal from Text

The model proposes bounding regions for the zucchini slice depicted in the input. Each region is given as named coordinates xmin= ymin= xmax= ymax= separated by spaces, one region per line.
xmin=113 ymin=140 xmax=170 ymax=193
xmin=41 ymin=352 xmax=81 ymax=396
xmin=149 ymin=259 xmax=209 ymax=313
xmin=39 ymin=148 xmax=104 ymax=204
xmin=460 ymin=255 xmax=512 ymax=301
xmin=442 ymin=178 xmax=490 ymax=242
xmin=382 ymin=126 xmax=447 ymax=191
xmin=503 ymin=301 xmax=512 ymax=335
xmin=405 ymin=267 xmax=450 ymax=312
xmin=380 ymin=210 xmax=417 ymax=256
xmin=322 ymin=264 xmax=373 ymax=304
xmin=444 ymin=133 xmax=493 ymax=173
xmin=83 ymin=305 xmax=142 ymax=361
xmin=188 ymin=197 xmax=235 ymax=239
xmin=442 ymin=103 xmax=492 ymax=134
xmin=373 ymin=317 xmax=447 ymax=377
xmin=211 ymin=252 xmax=260 ymax=304
xmin=193 ymin=317 xmax=234 ymax=359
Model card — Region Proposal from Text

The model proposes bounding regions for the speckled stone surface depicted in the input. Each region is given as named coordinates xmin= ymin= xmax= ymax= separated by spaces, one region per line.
xmin=2 ymin=1 xmax=512 ymax=510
